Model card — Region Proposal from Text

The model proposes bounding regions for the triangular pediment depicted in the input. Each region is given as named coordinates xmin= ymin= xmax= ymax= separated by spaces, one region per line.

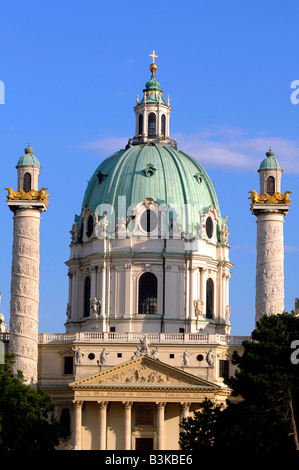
xmin=69 ymin=356 xmax=220 ymax=390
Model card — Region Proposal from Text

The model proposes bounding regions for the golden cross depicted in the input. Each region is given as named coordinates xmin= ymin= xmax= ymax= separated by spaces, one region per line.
xmin=150 ymin=50 xmax=158 ymax=63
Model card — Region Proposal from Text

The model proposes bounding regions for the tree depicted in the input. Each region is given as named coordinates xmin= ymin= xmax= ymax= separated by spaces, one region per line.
xmin=180 ymin=313 xmax=299 ymax=450
xmin=0 ymin=354 xmax=69 ymax=450
xmin=179 ymin=398 xmax=223 ymax=449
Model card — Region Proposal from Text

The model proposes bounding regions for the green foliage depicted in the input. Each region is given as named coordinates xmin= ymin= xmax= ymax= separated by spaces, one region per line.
xmin=180 ymin=313 xmax=299 ymax=450
xmin=0 ymin=354 xmax=69 ymax=450
xmin=179 ymin=398 xmax=223 ymax=449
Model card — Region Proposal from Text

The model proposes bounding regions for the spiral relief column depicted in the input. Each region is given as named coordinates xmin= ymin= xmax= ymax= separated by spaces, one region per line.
xmin=6 ymin=145 xmax=49 ymax=384
xmin=250 ymin=149 xmax=290 ymax=325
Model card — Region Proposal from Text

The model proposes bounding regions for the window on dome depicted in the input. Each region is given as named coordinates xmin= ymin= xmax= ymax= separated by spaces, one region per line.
xmin=86 ymin=215 xmax=94 ymax=238
xmin=138 ymin=272 xmax=157 ymax=314
xmin=206 ymin=278 xmax=214 ymax=319
xmin=266 ymin=176 xmax=275 ymax=196
xmin=161 ymin=114 xmax=166 ymax=137
xmin=140 ymin=209 xmax=158 ymax=234
xmin=139 ymin=114 xmax=143 ymax=136
xmin=148 ymin=113 xmax=156 ymax=137
xmin=23 ymin=172 xmax=32 ymax=192
xmin=83 ymin=276 xmax=91 ymax=317
xmin=206 ymin=217 xmax=214 ymax=239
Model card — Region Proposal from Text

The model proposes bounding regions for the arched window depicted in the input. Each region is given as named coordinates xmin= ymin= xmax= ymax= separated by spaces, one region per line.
xmin=83 ymin=276 xmax=91 ymax=317
xmin=161 ymin=114 xmax=166 ymax=137
xmin=23 ymin=173 xmax=32 ymax=192
xmin=139 ymin=114 xmax=143 ymax=135
xmin=138 ymin=272 xmax=157 ymax=314
xmin=148 ymin=113 xmax=156 ymax=137
xmin=266 ymin=176 xmax=275 ymax=196
xmin=206 ymin=278 xmax=214 ymax=319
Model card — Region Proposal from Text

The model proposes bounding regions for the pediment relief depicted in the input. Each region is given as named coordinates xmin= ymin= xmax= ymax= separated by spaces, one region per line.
xmin=70 ymin=356 xmax=219 ymax=389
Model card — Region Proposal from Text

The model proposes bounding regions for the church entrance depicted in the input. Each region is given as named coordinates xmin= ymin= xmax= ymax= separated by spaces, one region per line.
xmin=135 ymin=438 xmax=154 ymax=450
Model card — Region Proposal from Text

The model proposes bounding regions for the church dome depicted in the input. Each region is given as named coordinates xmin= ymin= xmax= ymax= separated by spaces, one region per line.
xmin=81 ymin=142 xmax=222 ymax=234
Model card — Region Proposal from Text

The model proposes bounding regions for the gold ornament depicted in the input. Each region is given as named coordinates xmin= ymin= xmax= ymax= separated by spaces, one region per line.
xmin=249 ymin=190 xmax=292 ymax=205
xmin=5 ymin=187 xmax=51 ymax=206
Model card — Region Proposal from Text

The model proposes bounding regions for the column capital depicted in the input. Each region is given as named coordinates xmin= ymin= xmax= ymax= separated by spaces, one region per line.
xmin=72 ymin=400 xmax=83 ymax=409
xmin=97 ymin=401 xmax=108 ymax=409
xmin=156 ymin=402 xmax=167 ymax=410
xmin=180 ymin=402 xmax=191 ymax=411
xmin=122 ymin=401 xmax=133 ymax=410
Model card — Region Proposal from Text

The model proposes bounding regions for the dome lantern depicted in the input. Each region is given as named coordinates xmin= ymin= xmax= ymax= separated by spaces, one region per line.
xmin=132 ymin=51 xmax=172 ymax=146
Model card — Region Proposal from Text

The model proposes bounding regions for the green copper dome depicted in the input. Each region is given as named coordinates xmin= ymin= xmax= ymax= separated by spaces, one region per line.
xmin=80 ymin=142 xmax=224 ymax=236
xmin=259 ymin=148 xmax=281 ymax=171
xmin=16 ymin=145 xmax=41 ymax=168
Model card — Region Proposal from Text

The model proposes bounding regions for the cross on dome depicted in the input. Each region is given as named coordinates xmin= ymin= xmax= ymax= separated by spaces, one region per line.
xmin=150 ymin=50 xmax=158 ymax=63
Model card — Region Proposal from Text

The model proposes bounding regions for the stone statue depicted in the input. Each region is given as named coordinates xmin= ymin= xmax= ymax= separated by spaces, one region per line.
xmin=66 ymin=303 xmax=71 ymax=319
xmin=151 ymin=347 xmax=160 ymax=360
xmin=194 ymin=299 xmax=203 ymax=317
xmin=73 ymin=346 xmax=83 ymax=365
xmin=132 ymin=346 xmax=141 ymax=359
xmin=70 ymin=222 xmax=79 ymax=243
xmin=139 ymin=334 xmax=150 ymax=356
xmin=206 ymin=349 xmax=215 ymax=367
xmin=225 ymin=305 xmax=231 ymax=323
xmin=115 ymin=216 xmax=127 ymax=234
xmin=99 ymin=348 xmax=109 ymax=365
xmin=90 ymin=297 xmax=101 ymax=316
xmin=182 ymin=350 xmax=192 ymax=366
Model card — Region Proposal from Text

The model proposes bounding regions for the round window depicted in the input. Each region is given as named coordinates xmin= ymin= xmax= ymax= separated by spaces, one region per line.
xmin=88 ymin=353 xmax=95 ymax=360
xmin=140 ymin=209 xmax=158 ymax=233
xmin=197 ymin=354 xmax=204 ymax=362
xmin=206 ymin=217 xmax=213 ymax=239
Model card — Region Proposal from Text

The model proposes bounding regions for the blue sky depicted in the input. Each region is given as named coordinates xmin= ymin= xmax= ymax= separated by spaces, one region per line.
xmin=0 ymin=1 xmax=298 ymax=336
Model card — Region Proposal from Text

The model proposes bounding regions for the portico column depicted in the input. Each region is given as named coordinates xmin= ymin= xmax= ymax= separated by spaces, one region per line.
xmin=98 ymin=401 xmax=108 ymax=450
xmin=156 ymin=402 xmax=166 ymax=450
xmin=123 ymin=401 xmax=133 ymax=450
xmin=73 ymin=400 xmax=83 ymax=449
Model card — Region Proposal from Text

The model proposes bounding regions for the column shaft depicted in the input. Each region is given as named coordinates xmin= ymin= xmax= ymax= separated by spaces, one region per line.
xmin=98 ymin=401 xmax=108 ymax=450
xmin=123 ymin=402 xmax=133 ymax=450
xmin=73 ymin=401 xmax=83 ymax=449
xmin=156 ymin=402 xmax=166 ymax=450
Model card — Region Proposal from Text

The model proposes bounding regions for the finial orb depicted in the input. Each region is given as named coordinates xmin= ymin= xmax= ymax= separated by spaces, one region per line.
xmin=150 ymin=63 xmax=157 ymax=75
xmin=25 ymin=144 xmax=33 ymax=154
xmin=266 ymin=147 xmax=275 ymax=157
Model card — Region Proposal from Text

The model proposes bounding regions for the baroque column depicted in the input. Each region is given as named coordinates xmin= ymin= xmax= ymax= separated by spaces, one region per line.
xmin=6 ymin=145 xmax=49 ymax=384
xmin=250 ymin=149 xmax=291 ymax=324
